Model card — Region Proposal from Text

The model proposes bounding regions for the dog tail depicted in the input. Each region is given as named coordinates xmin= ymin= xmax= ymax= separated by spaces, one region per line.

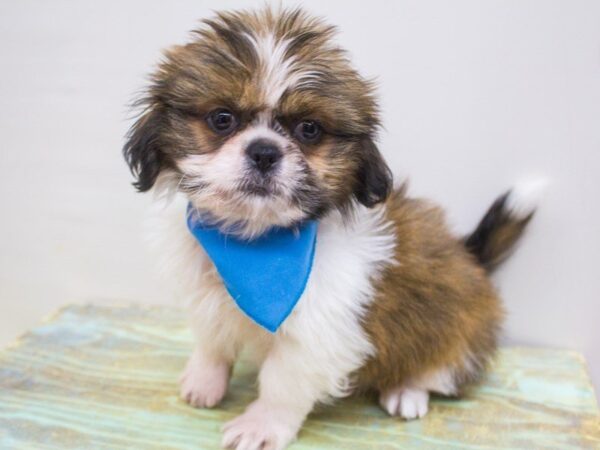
xmin=464 ymin=180 xmax=545 ymax=272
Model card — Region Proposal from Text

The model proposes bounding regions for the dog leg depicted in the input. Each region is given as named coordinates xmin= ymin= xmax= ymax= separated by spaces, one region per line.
xmin=180 ymin=294 xmax=244 ymax=409
xmin=180 ymin=346 xmax=231 ymax=408
xmin=221 ymin=337 xmax=337 ymax=450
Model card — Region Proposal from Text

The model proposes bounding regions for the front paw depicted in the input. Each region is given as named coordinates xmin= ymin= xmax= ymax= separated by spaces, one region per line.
xmin=179 ymin=350 xmax=230 ymax=408
xmin=222 ymin=401 xmax=300 ymax=450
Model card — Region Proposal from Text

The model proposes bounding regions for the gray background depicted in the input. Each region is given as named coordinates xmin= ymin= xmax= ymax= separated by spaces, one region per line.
xmin=1 ymin=0 xmax=599 ymax=394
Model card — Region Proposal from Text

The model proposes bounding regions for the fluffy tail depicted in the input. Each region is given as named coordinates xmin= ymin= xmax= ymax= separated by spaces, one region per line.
xmin=464 ymin=183 xmax=543 ymax=271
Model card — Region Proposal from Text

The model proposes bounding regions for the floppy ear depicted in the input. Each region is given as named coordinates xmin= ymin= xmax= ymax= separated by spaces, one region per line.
xmin=123 ymin=107 xmax=167 ymax=192
xmin=353 ymin=137 xmax=393 ymax=207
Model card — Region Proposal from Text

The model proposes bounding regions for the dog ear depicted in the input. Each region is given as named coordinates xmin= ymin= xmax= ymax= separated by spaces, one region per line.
xmin=353 ymin=137 xmax=393 ymax=207
xmin=123 ymin=106 xmax=167 ymax=192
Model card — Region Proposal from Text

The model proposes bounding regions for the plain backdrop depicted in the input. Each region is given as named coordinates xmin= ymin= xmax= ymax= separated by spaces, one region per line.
xmin=1 ymin=1 xmax=599 ymax=393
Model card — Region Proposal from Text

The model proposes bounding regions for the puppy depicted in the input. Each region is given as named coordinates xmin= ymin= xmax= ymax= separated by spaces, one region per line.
xmin=124 ymin=7 xmax=533 ymax=450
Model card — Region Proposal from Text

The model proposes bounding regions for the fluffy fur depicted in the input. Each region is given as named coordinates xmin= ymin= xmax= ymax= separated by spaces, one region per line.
xmin=125 ymin=7 xmax=534 ymax=450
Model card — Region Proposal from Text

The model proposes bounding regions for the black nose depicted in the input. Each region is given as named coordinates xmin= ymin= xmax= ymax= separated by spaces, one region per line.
xmin=246 ymin=140 xmax=282 ymax=174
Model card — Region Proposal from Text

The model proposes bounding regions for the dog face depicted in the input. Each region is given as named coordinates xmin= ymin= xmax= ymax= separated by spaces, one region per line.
xmin=124 ymin=8 xmax=392 ymax=237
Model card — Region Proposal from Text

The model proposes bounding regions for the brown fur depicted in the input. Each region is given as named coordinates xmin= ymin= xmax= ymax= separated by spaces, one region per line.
xmin=356 ymin=185 xmax=504 ymax=393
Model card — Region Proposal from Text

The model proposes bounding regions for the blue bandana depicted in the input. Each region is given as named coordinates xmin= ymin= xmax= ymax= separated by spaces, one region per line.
xmin=186 ymin=206 xmax=318 ymax=332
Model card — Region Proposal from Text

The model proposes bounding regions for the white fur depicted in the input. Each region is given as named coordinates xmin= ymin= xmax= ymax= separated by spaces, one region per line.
xmin=247 ymin=32 xmax=305 ymax=108
xmin=248 ymin=32 xmax=295 ymax=107
xmin=508 ymin=177 xmax=548 ymax=218
xmin=146 ymin=194 xmax=396 ymax=449
xmin=180 ymin=347 xmax=230 ymax=408
xmin=246 ymin=30 xmax=324 ymax=108
xmin=380 ymin=387 xmax=429 ymax=420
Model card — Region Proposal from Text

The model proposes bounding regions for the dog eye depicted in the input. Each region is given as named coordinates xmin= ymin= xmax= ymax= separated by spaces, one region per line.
xmin=293 ymin=120 xmax=322 ymax=144
xmin=207 ymin=109 xmax=238 ymax=135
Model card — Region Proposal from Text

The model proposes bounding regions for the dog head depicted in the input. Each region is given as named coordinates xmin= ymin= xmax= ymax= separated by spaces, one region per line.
xmin=124 ymin=7 xmax=392 ymax=237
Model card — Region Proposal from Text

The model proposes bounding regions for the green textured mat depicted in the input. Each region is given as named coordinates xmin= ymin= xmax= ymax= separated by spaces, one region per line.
xmin=0 ymin=304 xmax=599 ymax=449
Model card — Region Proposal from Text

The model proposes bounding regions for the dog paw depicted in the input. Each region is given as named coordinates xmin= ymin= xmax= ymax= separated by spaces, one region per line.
xmin=222 ymin=401 xmax=299 ymax=450
xmin=379 ymin=386 xmax=429 ymax=420
xmin=179 ymin=350 xmax=229 ymax=408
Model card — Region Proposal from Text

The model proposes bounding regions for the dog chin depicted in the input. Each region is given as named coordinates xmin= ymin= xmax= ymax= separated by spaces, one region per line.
xmin=154 ymin=170 xmax=304 ymax=237
xmin=189 ymin=191 xmax=308 ymax=239
xmin=238 ymin=177 xmax=281 ymax=197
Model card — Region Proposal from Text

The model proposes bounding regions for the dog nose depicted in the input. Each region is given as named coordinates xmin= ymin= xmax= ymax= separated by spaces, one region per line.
xmin=246 ymin=140 xmax=282 ymax=174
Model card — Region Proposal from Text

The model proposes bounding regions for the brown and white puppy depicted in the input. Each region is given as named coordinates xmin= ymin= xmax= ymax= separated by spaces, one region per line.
xmin=124 ymin=7 xmax=534 ymax=450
